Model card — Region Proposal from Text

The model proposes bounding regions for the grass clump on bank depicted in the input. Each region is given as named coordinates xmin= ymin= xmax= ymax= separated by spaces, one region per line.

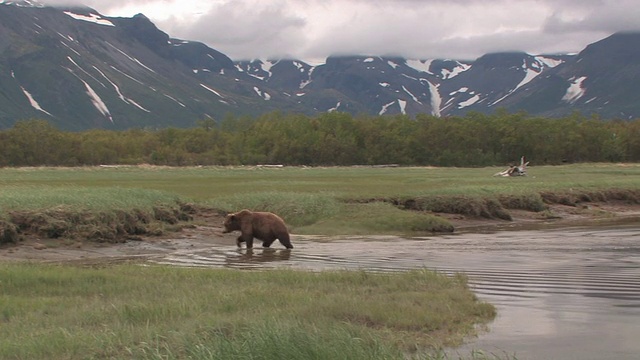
xmin=209 ymin=191 xmax=342 ymax=227
xmin=296 ymin=201 xmax=454 ymax=235
xmin=0 ymin=264 xmax=496 ymax=360
xmin=0 ymin=186 xmax=197 ymax=245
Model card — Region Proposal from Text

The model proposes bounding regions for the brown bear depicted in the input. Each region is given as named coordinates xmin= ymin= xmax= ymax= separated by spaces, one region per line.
xmin=222 ymin=209 xmax=294 ymax=249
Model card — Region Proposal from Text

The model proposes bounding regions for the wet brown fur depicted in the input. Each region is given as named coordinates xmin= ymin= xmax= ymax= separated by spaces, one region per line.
xmin=222 ymin=209 xmax=293 ymax=249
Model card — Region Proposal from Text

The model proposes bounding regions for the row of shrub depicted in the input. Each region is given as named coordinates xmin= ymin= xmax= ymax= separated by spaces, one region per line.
xmin=1 ymin=110 xmax=639 ymax=167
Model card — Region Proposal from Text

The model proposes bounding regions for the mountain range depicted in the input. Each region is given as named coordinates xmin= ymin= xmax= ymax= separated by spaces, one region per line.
xmin=1 ymin=1 xmax=640 ymax=130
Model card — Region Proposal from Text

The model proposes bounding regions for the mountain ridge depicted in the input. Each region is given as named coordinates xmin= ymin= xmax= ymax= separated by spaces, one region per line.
xmin=1 ymin=2 xmax=639 ymax=130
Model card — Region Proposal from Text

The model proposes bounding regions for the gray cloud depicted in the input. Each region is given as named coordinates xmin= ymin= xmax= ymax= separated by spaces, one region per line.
xmin=544 ymin=1 xmax=640 ymax=34
xmin=41 ymin=0 xmax=640 ymax=62
xmin=174 ymin=2 xmax=307 ymax=60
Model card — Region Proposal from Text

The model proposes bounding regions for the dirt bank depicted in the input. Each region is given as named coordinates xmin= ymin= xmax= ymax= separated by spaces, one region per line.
xmin=1 ymin=202 xmax=639 ymax=264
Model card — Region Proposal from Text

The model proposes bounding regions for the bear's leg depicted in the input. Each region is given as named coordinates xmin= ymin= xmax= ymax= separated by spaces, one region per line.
xmin=278 ymin=234 xmax=294 ymax=249
xmin=262 ymin=239 xmax=275 ymax=248
xmin=244 ymin=237 xmax=254 ymax=249
xmin=238 ymin=234 xmax=254 ymax=248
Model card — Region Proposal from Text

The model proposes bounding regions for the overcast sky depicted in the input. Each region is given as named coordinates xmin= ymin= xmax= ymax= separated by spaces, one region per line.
xmin=44 ymin=0 xmax=640 ymax=63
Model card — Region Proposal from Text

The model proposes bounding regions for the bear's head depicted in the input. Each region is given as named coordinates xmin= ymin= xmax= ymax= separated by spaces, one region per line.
xmin=222 ymin=213 xmax=240 ymax=233
xmin=223 ymin=210 xmax=253 ymax=233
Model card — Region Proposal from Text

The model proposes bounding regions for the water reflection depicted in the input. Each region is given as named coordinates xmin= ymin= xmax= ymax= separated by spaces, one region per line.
xmin=226 ymin=248 xmax=292 ymax=267
xmin=150 ymin=224 xmax=640 ymax=360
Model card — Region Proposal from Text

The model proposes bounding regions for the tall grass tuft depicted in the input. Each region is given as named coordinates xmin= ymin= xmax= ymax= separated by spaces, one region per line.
xmin=298 ymin=202 xmax=453 ymax=235
xmin=0 ymin=264 xmax=496 ymax=359
xmin=208 ymin=191 xmax=342 ymax=227
xmin=397 ymin=196 xmax=513 ymax=221
xmin=138 ymin=320 xmax=405 ymax=360
xmin=0 ymin=186 xmax=181 ymax=212
xmin=0 ymin=186 xmax=191 ymax=243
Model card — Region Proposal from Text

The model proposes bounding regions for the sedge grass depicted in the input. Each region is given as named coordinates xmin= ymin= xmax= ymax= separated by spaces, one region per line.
xmin=1 ymin=164 xmax=638 ymax=200
xmin=0 ymin=164 xmax=638 ymax=235
xmin=297 ymin=201 xmax=454 ymax=235
xmin=210 ymin=191 xmax=342 ymax=227
xmin=0 ymin=263 xmax=496 ymax=360
xmin=0 ymin=186 xmax=180 ymax=212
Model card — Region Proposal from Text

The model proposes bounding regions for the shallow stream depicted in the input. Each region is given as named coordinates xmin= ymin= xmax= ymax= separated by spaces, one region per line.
xmin=152 ymin=224 xmax=640 ymax=360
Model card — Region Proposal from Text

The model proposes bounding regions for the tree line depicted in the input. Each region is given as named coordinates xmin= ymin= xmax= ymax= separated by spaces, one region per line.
xmin=1 ymin=111 xmax=639 ymax=167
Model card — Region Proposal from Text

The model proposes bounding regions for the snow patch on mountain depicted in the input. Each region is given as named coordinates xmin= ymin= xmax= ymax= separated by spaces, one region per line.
xmin=458 ymin=94 xmax=481 ymax=109
xmin=94 ymin=66 xmax=126 ymax=103
xmin=67 ymin=56 xmax=105 ymax=87
xmin=57 ymin=32 xmax=74 ymax=42
xmin=379 ymin=101 xmax=395 ymax=115
xmin=399 ymin=99 xmax=407 ymax=114
xmin=406 ymin=59 xmax=434 ymax=74
xmin=562 ymin=76 xmax=587 ymax=104
xmin=515 ymin=66 xmax=541 ymax=89
xmin=260 ymin=60 xmax=276 ymax=79
xmin=328 ymin=101 xmax=341 ymax=112
xmin=11 ymin=70 xmax=53 ymax=117
xmin=106 ymin=42 xmax=156 ymax=73
xmin=402 ymin=86 xmax=421 ymax=104
xmin=253 ymin=87 xmax=271 ymax=100
xmin=164 ymin=94 xmax=186 ymax=107
xmin=20 ymin=86 xmax=52 ymax=116
xmin=535 ymin=56 xmax=564 ymax=68
xmin=427 ymin=80 xmax=442 ymax=117
xmin=60 ymin=40 xmax=81 ymax=56
xmin=441 ymin=62 xmax=471 ymax=79
xmin=200 ymin=84 xmax=226 ymax=99
xmin=94 ymin=66 xmax=150 ymax=112
xmin=110 ymin=66 xmax=144 ymax=85
xmin=169 ymin=40 xmax=189 ymax=46
xmin=299 ymin=66 xmax=315 ymax=89
xmin=491 ymin=56 xmax=566 ymax=106
xmin=80 ymin=79 xmax=112 ymax=122
xmin=1 ymin=0 xmax=44 ymax=8
xmin=450 ymin=87 xmax=469 ymax=96
xmin=246 ymin=73 xmax=266 ymax=81
xmin=293 ymin=61 xmax=305 ymax=71
xmin=63 ymin=11 xmax=114 ymax=26
xmin=491 ymin=66 xmax=539 ymax=105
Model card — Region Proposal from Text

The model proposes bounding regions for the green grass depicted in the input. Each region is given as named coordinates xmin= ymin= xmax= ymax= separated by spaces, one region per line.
xmin=0 ymin=264 xmax=496 ymax=360
xmin=0 ymin=185 xmax=179 ymax=212
xmin=0 ymin=164 xmax=638 ymax=236
xmin=1 ymin=164 xmax=638 ymax=200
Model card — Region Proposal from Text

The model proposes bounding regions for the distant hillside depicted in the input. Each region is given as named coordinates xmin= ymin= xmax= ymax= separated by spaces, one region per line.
xmin=1 ymin=2 xmax=640 ymax=130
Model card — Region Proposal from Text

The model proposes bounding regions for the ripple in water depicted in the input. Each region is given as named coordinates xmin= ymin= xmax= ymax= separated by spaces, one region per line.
xmin=151 ymin=225 xmax=640 ymax=360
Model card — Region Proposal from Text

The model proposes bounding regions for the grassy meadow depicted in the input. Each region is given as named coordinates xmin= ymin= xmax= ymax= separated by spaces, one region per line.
xmin=0 ymin=264 xmax=500 ymax=360
xmin=0 ymin=164 xmax=638 ymax=359
xmin=0 ymin=163 xmax=639 ymax=237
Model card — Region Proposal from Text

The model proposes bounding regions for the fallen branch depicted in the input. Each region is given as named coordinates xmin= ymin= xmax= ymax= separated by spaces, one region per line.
xmin=494 ymin=156 xmax=529 ymax=177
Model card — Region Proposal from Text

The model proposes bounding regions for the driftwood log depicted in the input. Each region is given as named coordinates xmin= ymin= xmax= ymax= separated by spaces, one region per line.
xmin=494 ymin=156 xmax=529 ymax=177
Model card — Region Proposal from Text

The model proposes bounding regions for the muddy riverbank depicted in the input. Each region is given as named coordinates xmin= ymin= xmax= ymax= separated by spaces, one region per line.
xmin=1 ymin=201 xmax=638 ymax=263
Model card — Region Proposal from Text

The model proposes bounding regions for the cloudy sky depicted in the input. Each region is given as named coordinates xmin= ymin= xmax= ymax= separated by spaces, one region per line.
xmin=45 ymin=0 xmax=640 ymax=63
